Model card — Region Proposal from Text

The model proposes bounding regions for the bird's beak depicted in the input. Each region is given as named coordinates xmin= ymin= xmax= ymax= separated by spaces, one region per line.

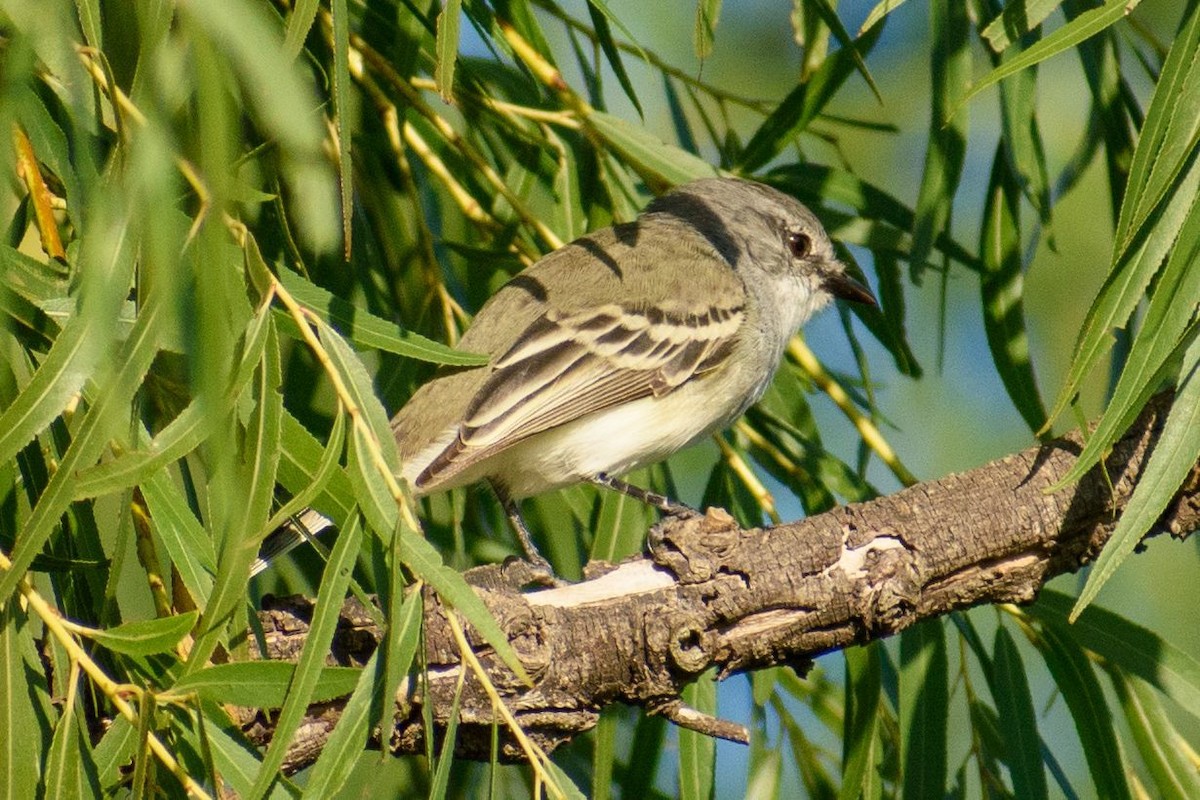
xmin=822 ymin=269 xmax=877 ymax=307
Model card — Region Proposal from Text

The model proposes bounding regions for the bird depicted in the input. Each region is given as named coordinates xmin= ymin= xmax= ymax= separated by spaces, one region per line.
xmin=252 ymin=177 xmax=876 ymax=576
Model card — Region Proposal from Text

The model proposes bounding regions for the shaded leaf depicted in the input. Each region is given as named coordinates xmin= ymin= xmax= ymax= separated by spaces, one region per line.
xmin=1028 ymin=620 xmax=1130 ymax=800
xmin=979 ymin=145 xmax=1047 ymax=433
xmin=899 ymin=620 xmax=948 ymax=800
xmin=990 ymin=626 xmax=1048 ymax=799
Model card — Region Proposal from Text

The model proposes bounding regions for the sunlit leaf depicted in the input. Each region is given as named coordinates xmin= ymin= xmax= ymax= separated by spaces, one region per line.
xmin=85 ymin=612 xmax=199 ymax=657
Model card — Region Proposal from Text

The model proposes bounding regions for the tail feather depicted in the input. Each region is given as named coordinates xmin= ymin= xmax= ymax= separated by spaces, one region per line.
xmin=249 ymin=508 xmax=335 ymax=577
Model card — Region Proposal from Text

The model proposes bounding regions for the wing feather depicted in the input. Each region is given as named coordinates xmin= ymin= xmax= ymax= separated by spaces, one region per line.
xmin=415 ymin=301 xmax=744 ymax=488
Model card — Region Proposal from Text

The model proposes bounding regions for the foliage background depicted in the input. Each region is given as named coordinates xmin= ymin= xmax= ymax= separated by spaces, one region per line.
xmin=1 ymin=0 xmax=1199 ymax=798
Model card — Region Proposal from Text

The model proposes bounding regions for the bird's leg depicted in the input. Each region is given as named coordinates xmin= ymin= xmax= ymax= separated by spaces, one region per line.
xmin=591 ymin=473 xmax=700 ymax=518
xmin=490 ymin=481 xmax=555 ymax=577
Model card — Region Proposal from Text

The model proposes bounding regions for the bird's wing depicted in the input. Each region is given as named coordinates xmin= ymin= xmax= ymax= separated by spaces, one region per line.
xmin=414 ymin=296 xmax=745 ymax=489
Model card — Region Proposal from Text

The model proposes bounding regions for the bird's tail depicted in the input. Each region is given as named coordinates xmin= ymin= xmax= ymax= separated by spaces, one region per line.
xmin=249 ymin=507 xmax=335 ymax=577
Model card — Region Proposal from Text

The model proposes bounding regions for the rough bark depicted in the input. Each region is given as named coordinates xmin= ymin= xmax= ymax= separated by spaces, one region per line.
xmin=239 ymin=394 xmax=1200 ymax=771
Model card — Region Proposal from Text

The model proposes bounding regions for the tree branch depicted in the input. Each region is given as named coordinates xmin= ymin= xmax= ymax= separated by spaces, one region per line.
xmin=240 ymin=394 xmax=1200 ymax=771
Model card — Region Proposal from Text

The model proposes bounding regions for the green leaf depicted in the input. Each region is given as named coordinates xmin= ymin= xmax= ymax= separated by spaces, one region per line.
xmin=1031 ymin=591 xmax=1200 ymax=718
xmin=92 ymin=718 xmax=136 ymax=793
xmin=259 ymin=407 xmax=346 ymax=541
xmin=85 ymin=611 xmax=199 ymax=656
xmin=588 ymin=110 xmax=719 ymax=191
xmin=173 ymin=663 xmax=362 ymax=708
xmin=396 ymin=528 xmax=530 ymax=684
xmin=246 ymin=512 xmax=364 ymax=800
xmin=348 ymin=421 xmax=400 ymax=539
xmin=911 ymin=0 xmax=969 ymax=282
xmin=428 ymin=671 xmax=465 ymax=800
xmin=1050 ymin=204 xmax=1200 ymax=489
xmin=981 ymin=0 xmax=1065 ymax=53
xmin=840 ymin=644 xmax=882 ymax=800
xmin=43 ymin=688 xmax=99 ymax=799
xmin=331 ymin=0 xmax=353 ymax=259
xmin=0 ymin=287 xmax=160 ymax=604
xmin=436 ymin=0 xmax=463 ymax=102
xmin=962 ymin=0 xmax=1147 ymax=108
xmin=679 ymin=671 xmax=717 ymax=800
xmin=1043 ymin=155 xmax=1200 ymax=431
xmin=859 ymin=0 xmax=910 ymax=35
xmin=180 ymin=0 xmax=338 ymax=251
xmin=979 ymin=145 xmax=1047 ymax=434
xmin=73 ymin=299 xmax=273 ymax=500
xmin=186 ymin=319 xmax=283 ymax=671
xmin=899 ymin=620 xmax=947 ymax=800
xmin=1029 ymin=621 xmax=1130 ymax=800
xmin=282 ymin=0 xmax=320 ymax=59
xmin=592 ymin=708 xmax=618 ymax=800
xmin=1071 ymin=338 xmax=1200 ymax=617
xmin=276 ymin=267 xmax=486 ymax=365
xmin=542 ymin=758 xmax=589 ymax=800
xmin=805 ymin=0 xmax=882 ymax=104
xmin=300 ymin=650 xmax=381 ymax=799
xmin=141 ymin=470 xmax=217 ymax=610
xmin=315 ymin=315 xmax=401 ymax=474
xmin=0 ymin=220 xmax=129 ymax=472
xmin=693 ymin=0 xmax=722 ymax=59
xmin=1110 ymin=669 xmax=1200 ymax=800
xmin=1113 ymin=1 xmax=1200 ymax=257
xmin=586 ymin=0 xmax=645 ymax=117
xmin=0 ymin=605 xmax=48 ymax=798
xmin=1045 ymin=0 xmax=1200 ymax=428
xmin=993 ymin=20 xmax=1053 ymax=231
xmin=738 ymin=23 xmax=884 ymax=174
xmin=990 ymin=626 xmax=1048 ymax=799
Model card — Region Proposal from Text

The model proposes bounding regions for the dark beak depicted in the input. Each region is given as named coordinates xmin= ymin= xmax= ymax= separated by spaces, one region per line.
xmin=822 ymin=269 xmax=877 ymax=307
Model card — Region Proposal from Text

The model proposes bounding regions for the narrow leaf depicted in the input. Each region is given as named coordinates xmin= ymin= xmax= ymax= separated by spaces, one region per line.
xmin=331 ymin=0 xmax=353 ymax=259
xmin=1030 ymin=621 xmax=1130 ymax=800
xmin=911 ymin=0 xmax=969 ymax=282
xmin=246 ymin=513 xmax=364 ymax=799
xmin=980 ymin=145 xmax=1047 ymax=433
xmin=899 ymin=620 xmax=948 ymax=800
xmin=693 ymin=0 xmax=722 ymax=59
xmin=587 ymin=0 xmax=643 ymax=117
xmin=435 ymin=0 xmax=463 ymax=102
xmin=990 ymin=626 xmax=1048 ymax=799
xmin=982 ymin=0 xmax=1066 ymax=52
xmin=172 ymin=663 xmax=362 ymax=708
xmin=588 ymin=110 xmax=718 ymax=190
xmin=840 ymin=644 xmax=883 ymax=800
xmin=1071 ymin=337 xmax=1200 ymax=617
xmin=282 ymin=0 xmax=321 ymax=59
xmin=86 ymin=612 xmax=199 ymax=656
xmin=859 ymin=0 xmax=910 ymax=35
xmin=1111 ymin=670 xmax=1200 ymax=800
xmin=299 ymin=650 xmax=381 ymax=799
xmin=962 ymin=0 xmax=1147 ymax=108
xmin=0 ymin=291 xmax=161 ymax=603
xmin=0 ymin=606 xmax=47 ymax=797
xmin=1031 ymin=591 xmax=1200 ymax=719
xmin=679 ymin=671 xmax=717 ymax=800
xmin=276 ymin=267 xmax=485 ymax=365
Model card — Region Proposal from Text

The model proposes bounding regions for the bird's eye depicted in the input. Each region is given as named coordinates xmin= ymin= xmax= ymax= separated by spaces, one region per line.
xmin=787 ymin=231 xmax=812 ymax=259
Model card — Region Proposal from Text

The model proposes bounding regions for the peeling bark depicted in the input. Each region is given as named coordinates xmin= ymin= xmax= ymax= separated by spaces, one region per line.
xmin=240 ymin=394 xmax=1200 ymax=771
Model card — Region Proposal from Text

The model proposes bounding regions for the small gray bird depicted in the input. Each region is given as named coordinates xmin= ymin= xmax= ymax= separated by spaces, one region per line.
xmin=253 ymin=177 xmax=875 ymax=575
